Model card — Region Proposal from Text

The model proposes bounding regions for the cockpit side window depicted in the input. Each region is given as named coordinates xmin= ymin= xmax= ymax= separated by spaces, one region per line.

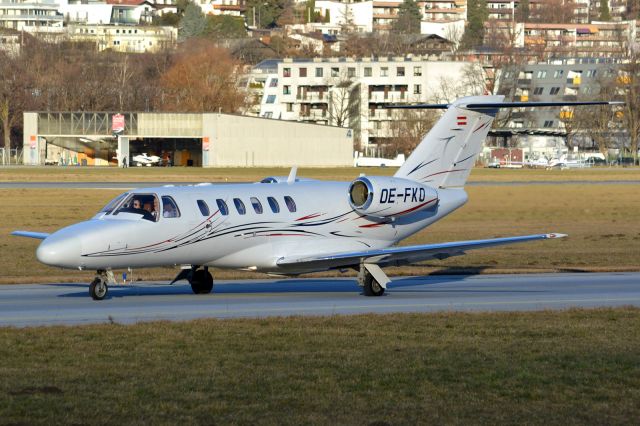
xmin=114 ymin=193 xmax=159 ymax=222
xmin=162 ymin=196 xmax=180 ymax=218
xmin=100 ymin=192 xmax=128 ymax=215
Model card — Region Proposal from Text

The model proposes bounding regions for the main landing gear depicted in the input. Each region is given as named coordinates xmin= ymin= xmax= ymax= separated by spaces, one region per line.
xmin=189 ymin=267 xmax=214 ymax=295
xmin=89 ymin=269 xmax=116 ymax=300
xmin=170 ymin=266 xmax=214 ymax=294
xmin=357 ymin=263 xmax=391 ymax=297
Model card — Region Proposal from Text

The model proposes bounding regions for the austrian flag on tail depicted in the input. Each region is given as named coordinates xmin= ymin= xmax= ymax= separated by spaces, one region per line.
xmin=457 ymin=116 xmax=467 ymax=126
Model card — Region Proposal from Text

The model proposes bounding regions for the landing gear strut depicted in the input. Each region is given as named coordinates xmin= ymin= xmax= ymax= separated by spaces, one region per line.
xmin=357 ymin=263 xmax=390 ymax=297
xmin=190 ymin=266 xmax=214 ymax=295
xmin=89 ymin=269 xmax=115 ymax=300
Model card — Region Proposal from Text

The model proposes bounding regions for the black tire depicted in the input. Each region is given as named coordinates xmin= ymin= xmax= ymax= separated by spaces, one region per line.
xmin=190 ymin=269 xmax=214 ymax=295
xmin=89 ymin=277 xmax=108 ymax=300
xmin=363 ymin=273 xmax=385 ymax=297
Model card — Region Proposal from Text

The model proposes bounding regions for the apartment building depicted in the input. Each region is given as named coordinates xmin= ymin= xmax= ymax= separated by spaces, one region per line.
xmin=67 ymin=23 xmax=176 ymax=52
xmin=495 ymin=57 xmax=620 ymax=130
xmin=0 ymin=0 xmax=63 ymax=31
xmin=485 ymin=20 xmax=635 ymax=59
xmin=252 ymin=56 xmax=484 ymax=154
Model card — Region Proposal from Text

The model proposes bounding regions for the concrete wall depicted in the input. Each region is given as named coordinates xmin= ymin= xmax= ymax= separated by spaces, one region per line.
xmin=203 ymin=114 xmax=353 ymax=167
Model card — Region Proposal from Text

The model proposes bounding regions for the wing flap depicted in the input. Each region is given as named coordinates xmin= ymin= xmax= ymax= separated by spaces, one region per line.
xmin=11 ymin=230 xmax=50 ymax=240
xmin=277 ymin=233 xmax=567 ymax=271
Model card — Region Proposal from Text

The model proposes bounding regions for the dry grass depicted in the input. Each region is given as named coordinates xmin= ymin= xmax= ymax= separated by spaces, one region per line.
xmin=0 ymin=165 xmax=639 ymax=183
xmin=1 ymin=182 xmax=638 ymax=284
xmin=1 ymin=308 xmax=639 ymax=424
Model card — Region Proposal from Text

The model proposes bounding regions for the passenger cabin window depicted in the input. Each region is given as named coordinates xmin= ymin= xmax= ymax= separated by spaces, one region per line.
xmin=114 ymin=193 xmax=159 ymax=222
xmin=100 ymin=192 xmax=128 ymax=214
xmin=162 ymin=196 xmax=180 ymax=218
xmin=233 ymin=198 xmax=246 ymax=215
xmin=267 ymin=196 xmax=280 ymax=213
xmin=197 ymin=200 xmax=209 ymax=216
xmin=216 ymin=199 xmax=229 ymax=216
xmin=250 ymin=197 xmax=263 ymax=214
xmin=284 ymin=196 xmax=297 ymax=213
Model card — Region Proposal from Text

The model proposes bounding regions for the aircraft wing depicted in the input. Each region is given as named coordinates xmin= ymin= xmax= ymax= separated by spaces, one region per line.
xmin=11 ymin=231 xmax=50 ymax=240
xmin=277 ymin=233 xmax=566 ymax=270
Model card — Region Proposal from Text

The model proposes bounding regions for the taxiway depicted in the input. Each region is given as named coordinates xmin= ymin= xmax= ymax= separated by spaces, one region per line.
xmin=0 ymin=272 xmax=638 ymax=327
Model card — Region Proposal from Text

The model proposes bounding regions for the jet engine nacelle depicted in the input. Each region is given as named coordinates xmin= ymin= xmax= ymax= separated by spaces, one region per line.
xmin=348 ymin=176 xmax=438 ymax=218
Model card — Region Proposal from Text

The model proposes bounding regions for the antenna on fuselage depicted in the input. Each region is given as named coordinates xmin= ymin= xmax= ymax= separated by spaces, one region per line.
xmin=287 ymin=166 xmax=298 ymax=184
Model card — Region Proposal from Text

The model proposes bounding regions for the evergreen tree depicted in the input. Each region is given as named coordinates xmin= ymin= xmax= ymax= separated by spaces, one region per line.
xmin=460 ymin=0 xmax=488 ymax=50
xmin=392 ymin=0 xmax=422 ymax=34
xmin=180 ymin=3 xmax=206 ymax=39
xmin=600 ymin=0 xmax=612 ymax=21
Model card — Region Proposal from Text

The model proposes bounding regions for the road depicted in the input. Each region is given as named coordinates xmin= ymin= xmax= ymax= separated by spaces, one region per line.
xmin=0 ymin=273 xmax=638 ymax=327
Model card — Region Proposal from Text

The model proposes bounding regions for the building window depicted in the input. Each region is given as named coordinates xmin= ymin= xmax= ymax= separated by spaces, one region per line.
xmin=266 ymin=95 xmax=276 ymax=104
xmin=299 ymin=67 xmax=307 ymax=77
xmin=283 ymin=85 xmax=291 ymax=95
xmin=283 ymin=67 xmax=291 ymax=77
xmin=348 ymin=67 xmax=356 ymax=78
xmin=380 ymin=67 xmax=388 ymax=77
xmin=286 ymin=103 xmax=293 ymax=112
xmin=413 ymin=66 xmax=422 ymax=76
xmin=550 ymin=87 xmax=560 ymax=95
xmin=263 ymin=112 xmax=273 ymax=118
xmin=315 ymin=67 xmax=323 ymax=77
xmin=533 ymin=87 xmax=544 ymax=95
xmin=414 ymin=84 xmax=421 ymax=94
xmin=553 ymin=70 xmax=564 ymax=78
xmin=543 ymin=120 xmax=554 ymax=127
xmin=586 ymin=69 xmax=597 ymax=77
xmin=331 ymin=67 xmax=339 ymax=77
xmin=364 ymin=67 xmax=372 ymax=77
xmin=536 ymin=70 xmax=547 ymax=78
xmin=269 ymin=78 xmax=278 ymax=87
xmin=397 ymin=67 xmax=405 ymax=76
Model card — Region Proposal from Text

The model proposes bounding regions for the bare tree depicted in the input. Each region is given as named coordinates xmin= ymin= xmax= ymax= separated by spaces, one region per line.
xmin=325 ymin=70 xmax=356 ymax=127
xmin=388 ymin=107 xmax=438 ymax=155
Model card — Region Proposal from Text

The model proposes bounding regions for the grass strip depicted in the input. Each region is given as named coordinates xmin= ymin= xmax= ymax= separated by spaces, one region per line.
xmin=1 ymin=308 xmax=639 ymax=424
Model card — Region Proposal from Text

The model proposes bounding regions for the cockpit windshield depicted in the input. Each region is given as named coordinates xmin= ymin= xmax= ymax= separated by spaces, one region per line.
xmin=99 ymin=192 xmax=128 ymax=215
xmin=113 ymin=193 xmax=160 ymax=222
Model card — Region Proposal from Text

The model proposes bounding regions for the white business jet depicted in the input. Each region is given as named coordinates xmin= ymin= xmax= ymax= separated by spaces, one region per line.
xmin=13 ymin=96 xmax=618 ymax=300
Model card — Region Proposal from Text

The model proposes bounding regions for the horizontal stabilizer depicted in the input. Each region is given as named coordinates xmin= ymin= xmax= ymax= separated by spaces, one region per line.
xmin=384 ymin=101 xmax=622 ymax=110
xmin=278 ymin=233 xmax=567 ymax=271
xmin=11 ymin=230 xmax=50 ymax=240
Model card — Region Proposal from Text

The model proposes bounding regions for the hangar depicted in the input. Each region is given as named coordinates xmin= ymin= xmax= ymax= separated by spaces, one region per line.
xmin=21 ymin=112 xmax=354 ymax=167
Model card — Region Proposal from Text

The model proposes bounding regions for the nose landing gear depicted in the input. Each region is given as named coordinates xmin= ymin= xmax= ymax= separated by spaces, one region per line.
xmin=89 ymin=269 xmax=115 ymax=300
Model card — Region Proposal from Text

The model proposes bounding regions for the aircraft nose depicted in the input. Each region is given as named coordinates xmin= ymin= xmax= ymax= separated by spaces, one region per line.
xmin=36 ymin=233 xmax=82 ymax=268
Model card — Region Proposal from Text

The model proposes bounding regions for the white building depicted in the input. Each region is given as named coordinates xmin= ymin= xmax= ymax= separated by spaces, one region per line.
xmin=0 ymin=0 xmax=63 ymax=31
xmin=67 ymin=23 xmax=176 ymax=52
xmin=314 ymin=0 xmax=373 ymax=33
xmin=252 ymin=56 xmax=485 ymax=154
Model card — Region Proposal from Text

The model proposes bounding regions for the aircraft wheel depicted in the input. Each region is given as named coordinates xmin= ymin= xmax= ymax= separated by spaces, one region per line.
xmin=89 ymin=277 xmax=108 ymax=300
xmin=190 ymin=269 xmax=214 ymax=295
xmin=363 ymin=273 xmax=385 ymax=297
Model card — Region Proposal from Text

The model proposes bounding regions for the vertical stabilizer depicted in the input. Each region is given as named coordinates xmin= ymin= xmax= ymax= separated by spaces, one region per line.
xmin=394 ymin=95 xmax=504 ymax=188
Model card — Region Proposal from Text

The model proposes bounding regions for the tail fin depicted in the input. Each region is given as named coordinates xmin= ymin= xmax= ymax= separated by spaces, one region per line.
xmin=394 ymin=95 xmax=504 ymax=188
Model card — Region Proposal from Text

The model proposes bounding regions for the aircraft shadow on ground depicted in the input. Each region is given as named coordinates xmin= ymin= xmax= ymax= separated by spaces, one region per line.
xmin=51 ymin=268 xmax=542 ymax=299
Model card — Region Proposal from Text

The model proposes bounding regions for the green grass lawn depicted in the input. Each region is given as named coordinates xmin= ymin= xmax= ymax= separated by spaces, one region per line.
xmin=1 ymin=308 xmax=639 ymax=424
xmin=0 ymin=165 xmax=639 ymax=183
